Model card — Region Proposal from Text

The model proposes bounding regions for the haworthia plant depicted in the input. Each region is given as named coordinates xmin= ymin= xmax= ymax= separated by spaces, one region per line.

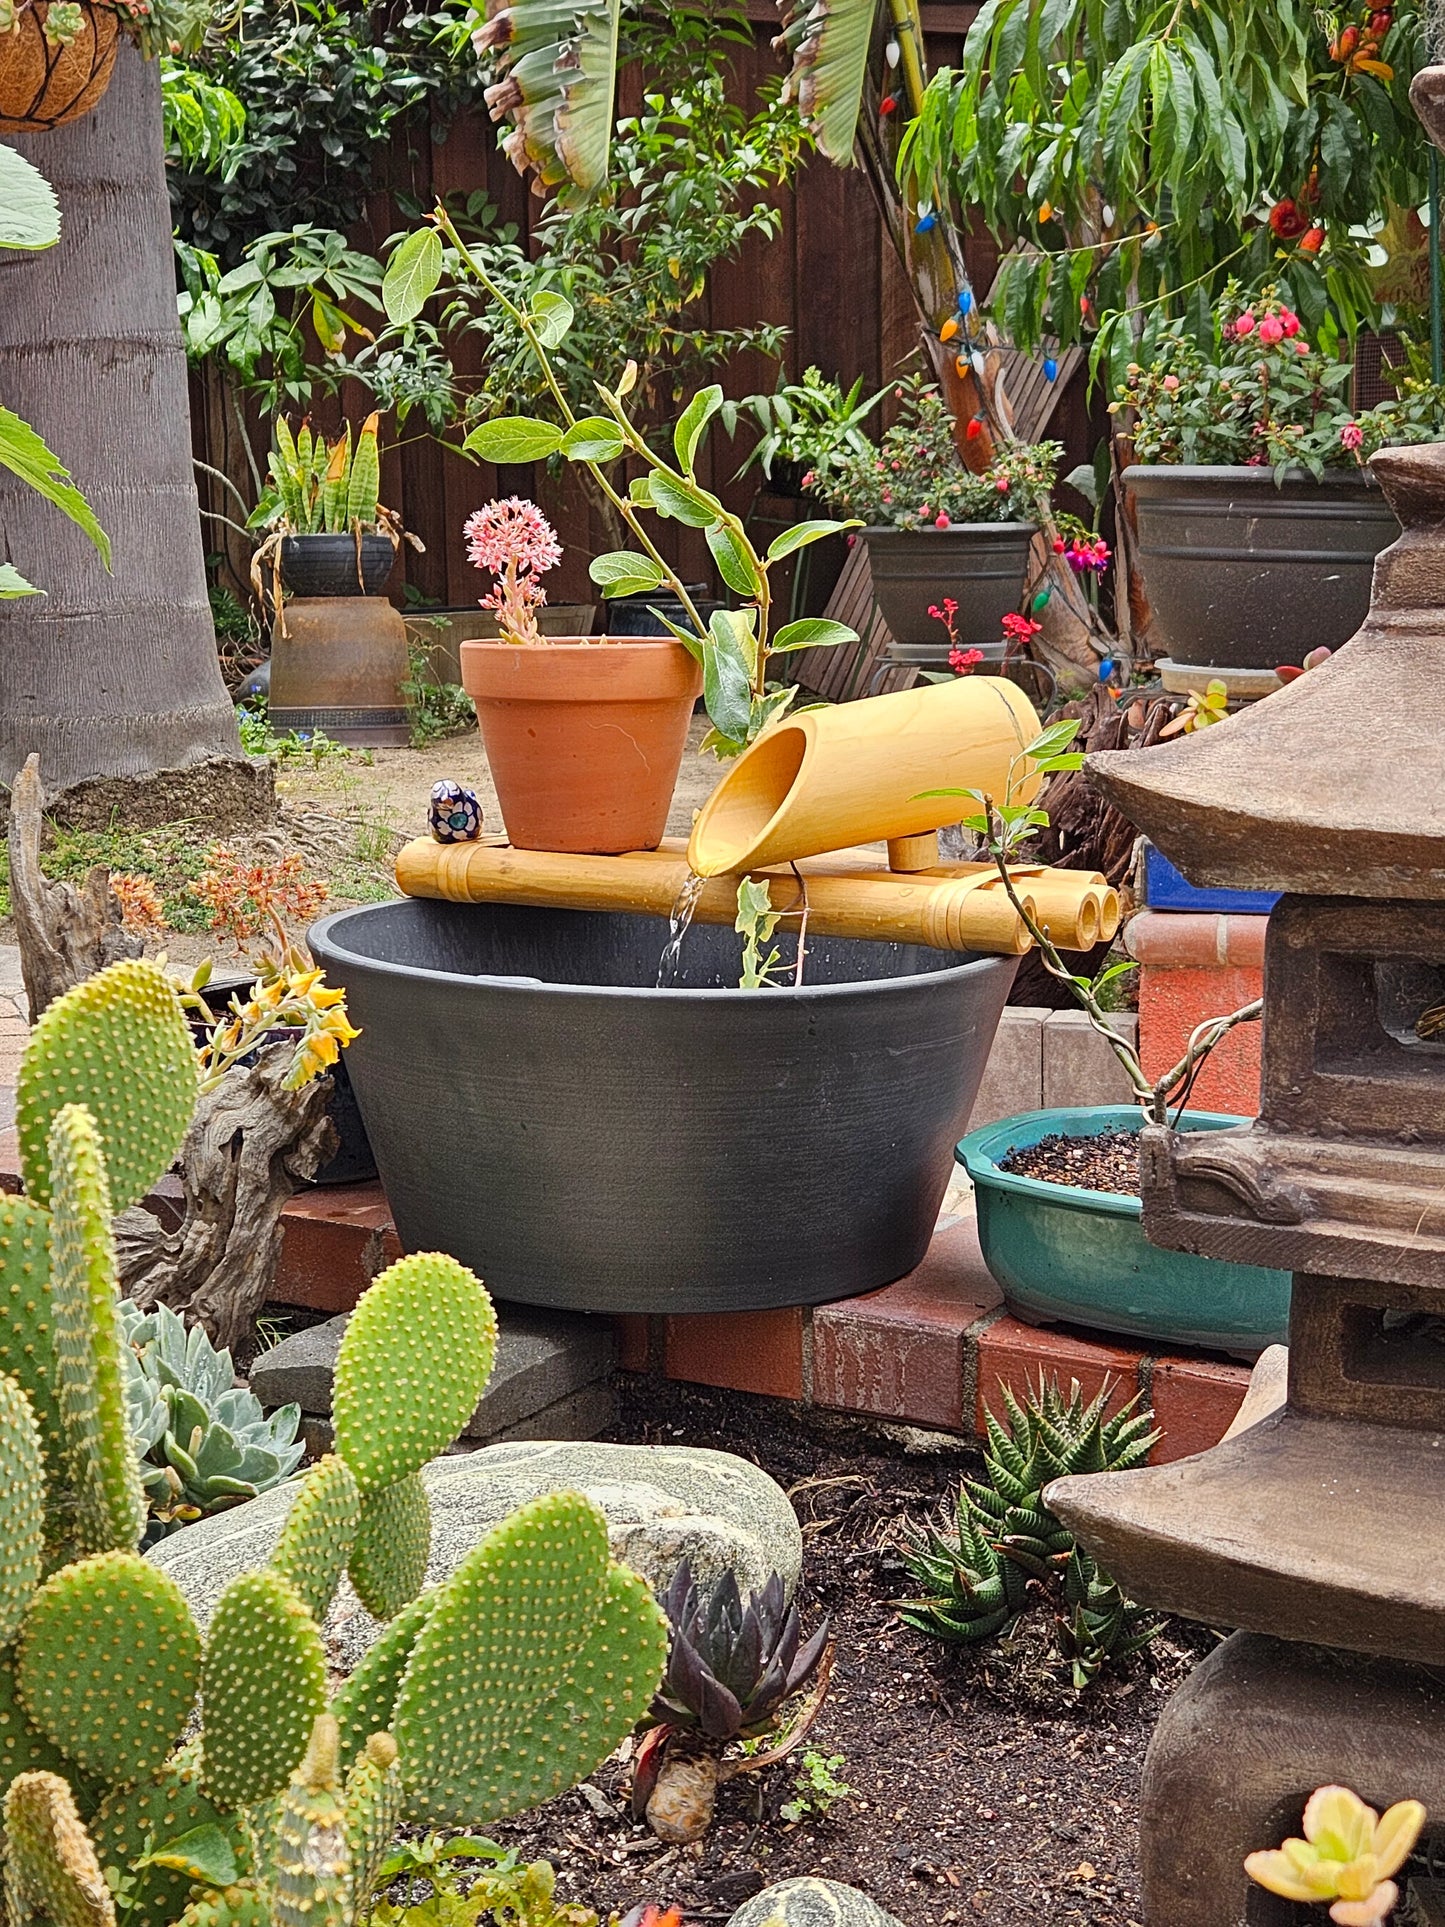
xmin=0 ymin=957 xmax=667 ymax=1926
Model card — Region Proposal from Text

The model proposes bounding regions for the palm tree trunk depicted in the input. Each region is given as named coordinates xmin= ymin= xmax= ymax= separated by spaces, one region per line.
xmin=0 ymin=44 xmax=251 ymax=803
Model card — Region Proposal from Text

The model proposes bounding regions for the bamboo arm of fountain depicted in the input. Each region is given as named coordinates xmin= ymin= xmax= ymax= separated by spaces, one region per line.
xmin=393 ymin=838 xmax=1118 ymax=955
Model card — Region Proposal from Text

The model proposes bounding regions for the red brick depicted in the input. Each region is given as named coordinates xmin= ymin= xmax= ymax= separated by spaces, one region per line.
xmin=1137 ymin=963 xmax=1264 ymax=1116
xmin=272 ymin=1182 xmax=402 ymax=1314
xmin=1148 ymin=1353 xmax=1252 ymax=1464
xmin=812 ymin=1218 xmax=1003 ymax=1432
xmin=973 ymin=1316 xmax=1144 ymax=1433
xmin=614 ymin=1316 xmax=651 ymax=1373
xmin=663 ymin=1308 xmax=805 ymax=1402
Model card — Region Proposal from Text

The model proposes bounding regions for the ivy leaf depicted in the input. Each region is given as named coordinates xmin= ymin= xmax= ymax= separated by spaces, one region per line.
xmin=381 ymin=226 xmax=442 ymax=325
xmin=560 ymin=416 xmax=625 ymax=462
xmin=765 ymin=518 xmax=858 ymax=562
xmin=705 ymin=521 xmax=763 ymax=599
xmin=649 ymin=470 xmax=722 ymax=528
xmin=532 ymin=290 xmax=575 ymax=348
xmin=463 ymin=417 xmax=564 ymax=463
xmin=770 ymin=617 xmax=857 ymax=652
xmin=673 ymin=384 xmax=723 ymax=477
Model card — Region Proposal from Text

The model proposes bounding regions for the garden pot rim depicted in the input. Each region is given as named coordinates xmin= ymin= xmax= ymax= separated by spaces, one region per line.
xmin=956 ymin=1102 xmax=1251 ymax=1219
xmin=458 ymin=635 xmax=687 ymax=649
xmin=861 ymin=519 xmax=1039 ymax=536
xmin=309 ymin=903 xmax=1008 ymax=1007
xmin=1121 ymin=461 xmax=1383 ymax=491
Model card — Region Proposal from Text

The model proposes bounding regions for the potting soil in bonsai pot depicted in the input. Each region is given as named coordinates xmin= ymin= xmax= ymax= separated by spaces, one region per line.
xmin=1125 ymin=465 xmax=1398 ymax=671
xmin=309 ymin=897 xmax=1017 ymax=1313
xmin=459 ymin=638 xmax=702 ymax=853
xmin=862 ymin=524 xmax=1035 ymax=651
xmin=957 ymin=1103 xmax=1289 ymax=1353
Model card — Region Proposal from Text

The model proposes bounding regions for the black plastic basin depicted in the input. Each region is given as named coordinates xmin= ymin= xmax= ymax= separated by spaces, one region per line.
xmin=309 ymin=900 xmax=1017 ymax=1314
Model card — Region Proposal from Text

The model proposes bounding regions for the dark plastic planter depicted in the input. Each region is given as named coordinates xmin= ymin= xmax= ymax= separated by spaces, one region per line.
xmin=606 ymin=584 xmax=723 ymax=638
xmin=862 ymin=524 xmax=1035 ymax=651
xmin=1124 ymin=465 xmax=1399 ymax=670
xmin=957 ymin=1105 xmax=1290 ymax=1355
xmin=309 ymin=899 xmax=1018 ymax=1313
xmin=279 ymin=532 xmax=396 ymax=598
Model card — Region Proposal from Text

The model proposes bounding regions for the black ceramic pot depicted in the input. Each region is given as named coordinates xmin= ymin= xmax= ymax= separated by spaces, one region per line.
xmin=309 ymin=899 xmax=1017 ymax=1313
xmin=606 ymin=584 xmax=724 ymax=638
xmin=862 ymin=524 xmax=1036 ymax=649
xmin=279 ymin=532 xmax=396 ymax=598
xmin=1124 ymin=465 xmax=1400 ymax=670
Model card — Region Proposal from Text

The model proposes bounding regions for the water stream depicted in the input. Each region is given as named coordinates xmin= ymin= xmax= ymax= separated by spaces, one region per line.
xmin=656 ymin=870 xmax=707 ymax=988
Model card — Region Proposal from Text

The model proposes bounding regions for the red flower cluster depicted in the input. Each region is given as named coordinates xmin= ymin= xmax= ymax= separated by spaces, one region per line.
xmin=1001 ymin=612 xmax=1043 ymax=650
xmin=949 ymin=645 xmax=985 ymax=674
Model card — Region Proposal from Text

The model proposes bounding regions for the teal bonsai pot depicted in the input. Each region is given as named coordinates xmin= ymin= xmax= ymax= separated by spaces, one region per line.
xmin=956 ymin=1105 xmax=1290 ymax=1355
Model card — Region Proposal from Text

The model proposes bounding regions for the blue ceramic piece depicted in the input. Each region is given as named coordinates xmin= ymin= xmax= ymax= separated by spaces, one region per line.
xmin=1143 ymin=844 xmax=1279 ymax=915
xmin=428 ymin=780 xmax=483 ymax=843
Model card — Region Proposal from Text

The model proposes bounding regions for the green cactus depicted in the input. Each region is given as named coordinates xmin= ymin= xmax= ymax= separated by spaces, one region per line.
xmin=48 ymin=1107 xmax=146 ymax=1557
xmin=4 ymin=1771 xmax=115 ymax=1927
xmin=16 ymin=959 xmax=197 ymax=1214
xmin=395 ymin=1491 xmax=668 ymax=1826
xmin=332 ymin=1252 xmax=497 ymax=1493
xmin=175 ymin=1894 xmax=273 ymax=1927
xmin=0 ymin=1198 xmax=65 ymax=1507
xmin=270 ymin=1454 xmax=361 ymax=1623
xmin=0 ymin=1372 xmax=45 ymax=1644
xmin=201 ymin=1570 xmax=326 ymax=1811
xmin=330 ymin=1592 xmax=436 ymax=1774
xmin=0 ymin=1648 xmax=71 ymax=1791
xmin=91 ymin=1747 xmax=246 ymax=1927
xmin=18 ymin=1554 xmax=200 ymax=1787
xmin=269 ymin=1716 xmax=349 ymax=1927
xmin=343 ymin=1731 xmax=400 ymax=1906
xmin=347 ymin=1472 xmax=429 ymax=1622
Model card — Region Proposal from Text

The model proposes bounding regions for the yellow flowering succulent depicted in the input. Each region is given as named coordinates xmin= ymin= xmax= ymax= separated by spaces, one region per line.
xmin=193 ymin=950 xmax=360 ymax=1094
xmin=1245 ymin=1784 xmax=1425 ymax=1927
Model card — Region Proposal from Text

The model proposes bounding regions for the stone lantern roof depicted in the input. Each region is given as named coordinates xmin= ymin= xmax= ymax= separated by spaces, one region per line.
xmin=1087 ymin=442 xmax=1445 ymax=901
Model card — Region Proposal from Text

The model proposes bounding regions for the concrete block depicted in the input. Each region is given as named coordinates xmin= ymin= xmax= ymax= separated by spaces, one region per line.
xmin=1042 ymin=1008 xmax=1138 ymax=1108
xmin=250 ymin=1304 xmax=617 ymax=1441
xmin=966 ymin=1005 xmax=1047 ymax=1128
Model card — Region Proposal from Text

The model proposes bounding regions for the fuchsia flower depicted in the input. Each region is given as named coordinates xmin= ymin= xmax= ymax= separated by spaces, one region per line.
xmin=1234 ymin=310 xmax=1257 ymax=338
xmin=1258 ymin=315 xmax=1285 ymax=345
xmin=464 ymin=497 xmax=562 ymax=646
xmin=1340 ymin=422 xmax=1365 ymax=451
xmin=935 ymin=511 xmax=951 ymax=528
xmin=1162 ymin=373 xmax=1181 ymax=391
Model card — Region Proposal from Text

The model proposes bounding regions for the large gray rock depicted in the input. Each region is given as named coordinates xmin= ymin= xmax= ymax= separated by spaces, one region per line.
xmin=727 ymin=1880 xmax=906 ymax=1927
xmin=148 ymin=1440 xmax=801 ymax=1669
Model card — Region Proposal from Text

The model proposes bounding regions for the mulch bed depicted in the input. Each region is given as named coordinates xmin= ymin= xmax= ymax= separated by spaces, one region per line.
xmin=478 ymin=1379 xmax=1215 ymax=1926
xmin=1000 ymin=1132 xmax=1141 ymax=1199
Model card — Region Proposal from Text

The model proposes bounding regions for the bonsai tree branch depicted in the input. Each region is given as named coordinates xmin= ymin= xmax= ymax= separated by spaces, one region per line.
xmin=982 ymin=812 xmax=1260 ymax=1125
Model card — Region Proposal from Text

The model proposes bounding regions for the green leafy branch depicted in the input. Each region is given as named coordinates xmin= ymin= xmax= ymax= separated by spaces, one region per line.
xmin=920 ymin=718 xmax=1261 ymax=1124
xmin=382 ymin=210 xmax=861 ymax=758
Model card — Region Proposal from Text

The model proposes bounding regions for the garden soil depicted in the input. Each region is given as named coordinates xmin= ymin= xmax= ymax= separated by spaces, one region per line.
xmin=475 ymin=1379 xmax=1214 ymax=1927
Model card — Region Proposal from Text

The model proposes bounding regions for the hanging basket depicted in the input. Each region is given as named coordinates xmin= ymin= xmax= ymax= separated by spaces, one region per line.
xmin=0 ymin=2 xmax=121 ymax=133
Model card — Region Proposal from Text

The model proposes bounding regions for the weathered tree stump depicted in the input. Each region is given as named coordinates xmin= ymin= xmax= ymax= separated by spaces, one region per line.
xmin=115 ymin=1042 xmax=337 ymax=1352
xmin=7 ymin=752 xmax=141 ymax=1022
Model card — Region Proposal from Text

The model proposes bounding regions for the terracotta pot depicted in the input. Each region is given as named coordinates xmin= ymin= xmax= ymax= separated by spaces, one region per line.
xmin=459 ymin=639 xmax=702 ymax=854
xmin=0 ymin=2 xmax=120 ymax=132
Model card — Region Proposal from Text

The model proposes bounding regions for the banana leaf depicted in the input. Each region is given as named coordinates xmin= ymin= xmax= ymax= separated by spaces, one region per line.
xmin=476 ymin=0 xmax=622 ymax=204
xmin=776 ymin=0 xmax=880 ymax=165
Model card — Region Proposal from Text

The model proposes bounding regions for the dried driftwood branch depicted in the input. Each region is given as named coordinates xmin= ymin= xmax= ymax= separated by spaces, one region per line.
xmin=115 ymin=1042 xmax=337 ymax=1352
xmin=8 ymin=753 xmax=142 ymax=1022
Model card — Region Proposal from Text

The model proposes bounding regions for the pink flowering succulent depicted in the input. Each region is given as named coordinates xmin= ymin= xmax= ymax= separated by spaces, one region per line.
xmin=463 ymin=497 xmax=563 ymax=646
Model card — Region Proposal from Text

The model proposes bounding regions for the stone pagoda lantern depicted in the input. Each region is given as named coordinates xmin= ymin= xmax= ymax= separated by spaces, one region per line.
xmin=1048 ymin=437 xmax=1445 ymax=1927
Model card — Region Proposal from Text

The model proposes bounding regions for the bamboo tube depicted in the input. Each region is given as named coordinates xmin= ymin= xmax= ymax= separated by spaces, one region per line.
xmin=392 ymin=839 xmax=1115 ymax=956
xmin=686 ymin=674 xmax=1042 ymax=876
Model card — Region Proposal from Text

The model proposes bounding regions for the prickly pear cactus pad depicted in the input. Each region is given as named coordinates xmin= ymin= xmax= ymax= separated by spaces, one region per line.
xmin=16 ymin=959 xmax=197 ymax=1214
xmin=347 ymin=1471 xmax=430 ymax=1622
xmin=48 ymin=1106 xmax=146 ymax=1555
xmin=331 ymin=1592 xmax=436 ymax=1772
xmin=17 ymin=1553 xmax=201 ymax=1785
xmin=92 ymin=1747 xmax=247 ymax=1927
xmin=269 ymin=1454 xmax=361 ymax=1624
xmin=344 ymin=1732 xmax=401 ymax=1904
xmin=4 ymin=1770 xmax=115 ymax=1927
xmin=0 ymin=1198 xmax=63 ymax=1497
xmin=0 ymin=1374 xmax=44 ymax=1644
xmin=176 ymin=1893 xmax=273 ymax=1927
xmin=270 ymin=1716 xmax=350 ymax=1927
xmin=201 ymin=1570 xmax=326 ymax=1809
xmin=332 ymin=1253 xmax=497 ymax=1493
xmin=0 ymin=1648 xmax=70 ymax=1787
xmin=394 ymin=1491 xmax=668 ymax=1824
